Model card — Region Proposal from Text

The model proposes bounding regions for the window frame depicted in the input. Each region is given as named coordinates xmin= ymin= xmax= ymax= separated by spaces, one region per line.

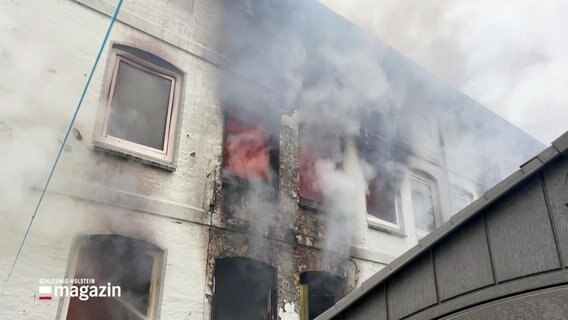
xmin=409 ymin=174 xmax=442 ymax=237
xmin=366 ymin=191 xmax=406 ymax=236
xmin=297 ymin=124 xmax=345 ymax=212
xmin=355 ymin=130 xmax=405 ymax=235
xmin=220 ymin=109 xmax=280 ymax=216
xmin=57 ymin=235 xmax=164 ymax=320
xmin=94 ymin=48 xmax=182 ymax=170
xmin=450 ymin=188 xmax=474 ymax=214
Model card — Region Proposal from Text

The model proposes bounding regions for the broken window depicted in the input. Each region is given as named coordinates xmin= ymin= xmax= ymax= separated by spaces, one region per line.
xmin=224 ymin=113 xmax=272 ymax=181
xmin=66 ymin=235 xmax=163 ymax=320
xmin=410 ymin=174 xmax=442 ymax=237
xmin=94 ymin=45 xmax=183 ymax=169
xmin=222 ymin=111 xmax=279 ymax=215
xmin=357 ymin=133 xmax=400 ymax=229
xmin=298 ymin=124 xmax=343 ymax=209
xmin=212 ymin=257 xmax=276 ymax=320
xmin=299 ymin=271 xmax=347 ymax=320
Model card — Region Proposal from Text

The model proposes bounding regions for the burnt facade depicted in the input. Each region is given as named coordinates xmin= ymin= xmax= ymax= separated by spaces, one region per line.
xmin=0 ymin=0 xmax=544 ymax=319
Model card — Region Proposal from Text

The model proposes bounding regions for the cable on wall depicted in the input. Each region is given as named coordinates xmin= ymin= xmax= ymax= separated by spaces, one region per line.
xmin=0 ymin=0 xmax=125 ymax=299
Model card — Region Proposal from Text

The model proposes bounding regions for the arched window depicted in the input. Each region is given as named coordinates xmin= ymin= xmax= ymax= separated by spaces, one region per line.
xmin=65 ymin=235 xmax=164 ymax=320
xmin=94 ymin=44 xmax=184 ymax=170
xmin=299 ymin=271 xmax=347 ymax=320
xmin=450 ymin=187 xmax=474 ymax=216
xmin=212 ymin=257 xmax=276 ymax=320
xmin=410 ymin=172 xmax=442 ymax=237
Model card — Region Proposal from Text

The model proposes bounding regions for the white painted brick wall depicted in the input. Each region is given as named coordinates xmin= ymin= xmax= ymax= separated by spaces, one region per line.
xmin=0 ymin=1 xmax=416 ymax=319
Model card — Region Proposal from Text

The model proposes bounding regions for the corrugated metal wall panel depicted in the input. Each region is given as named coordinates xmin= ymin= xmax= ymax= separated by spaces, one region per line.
xmin=434 ymin=215 xmax=494 ymax=300
xmin=542 ymin=158 xmax=568 ymax=267
xmin=387 ymin=252 xmax=438 ymax=319
xmin=485 ymin=175 xmax=561 ymax=282
xmin=344 ymin=286 xmax=387 ymax=320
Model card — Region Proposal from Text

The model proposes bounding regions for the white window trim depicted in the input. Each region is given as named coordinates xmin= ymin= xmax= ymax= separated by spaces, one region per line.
xmin=57 ymin=236 xmax=164 ymax=320
xmin=451 ymin=190 xmax=474 ymax=205
xmin=94 ymin=48 xmax=182 ymax=170
xmin=366 ymin=194 xmax=407 ymax=237
xmin=450 ymin=188 xmax=475 ymax=216
xmin=410 ymin=174 xmax=442 ymax=235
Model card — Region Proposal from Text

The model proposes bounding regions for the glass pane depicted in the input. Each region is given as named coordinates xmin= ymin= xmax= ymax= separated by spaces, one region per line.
xmin=367 ymin=178 xmax=397 ymax=224
xmin=450 ymin=193 xmax=472 ymax=215
xmin=107 ymin=61 xmax=172 ymax=150
xmin=411 ymin=178 xmax=436 ymax=232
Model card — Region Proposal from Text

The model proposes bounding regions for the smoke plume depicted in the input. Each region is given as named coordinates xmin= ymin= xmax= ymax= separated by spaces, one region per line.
xmin=319 ymin=0 xmax=568 ymax=144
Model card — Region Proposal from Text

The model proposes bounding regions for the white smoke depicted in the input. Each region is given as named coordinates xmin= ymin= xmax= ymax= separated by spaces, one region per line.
xmin=319 ymin=0 xmax=568 ymax=144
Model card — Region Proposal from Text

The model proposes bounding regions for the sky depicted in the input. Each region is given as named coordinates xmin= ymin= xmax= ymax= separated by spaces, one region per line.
xmin=319 ymin=0 xmax=568 ymax=144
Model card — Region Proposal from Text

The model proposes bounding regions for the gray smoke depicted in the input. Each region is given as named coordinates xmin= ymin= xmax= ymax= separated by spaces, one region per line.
xmin=319 ymin=0 xmax=568 ymax=144
xmin=218 ymin=0 xmax=405 ymax=268
xmin=217 ymin=0 xmax=547 ymax=270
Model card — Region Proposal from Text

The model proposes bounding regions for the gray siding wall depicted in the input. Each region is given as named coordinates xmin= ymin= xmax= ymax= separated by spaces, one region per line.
xmin=331 ymin=156 xmax=568 ymax=320
xmin=434 ymin=215 xmax=494 ymax=300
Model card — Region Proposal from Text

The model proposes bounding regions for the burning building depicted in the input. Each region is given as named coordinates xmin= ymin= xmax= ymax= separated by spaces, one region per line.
xmin=0 ymin=0 xmax=544 ymax=319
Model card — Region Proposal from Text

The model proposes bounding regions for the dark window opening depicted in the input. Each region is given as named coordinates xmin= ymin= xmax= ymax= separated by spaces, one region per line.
xmin=298 ymin=124 xmax=343 ymax=209
xmin=300 ymin=271 xmax=347 ymax=320
xmin=212 ymin=257 xmax=276 ymax=320
xmin=299 ymin=148 xmax=325 ymax=204
xmin=357 ymin=133 xmax=399 ymax=225
xmin=366 ymin=177 xmax=397 ymax=224
xmin=66 ymin=235 xmax=163 ymax=320
xmin=222 ymin=111 xmax=279 ymax=215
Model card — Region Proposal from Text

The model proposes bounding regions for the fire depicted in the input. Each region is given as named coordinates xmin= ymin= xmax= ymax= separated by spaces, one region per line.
xmin=299 ymin=149 xmax=333 ymax=203
xmin=223 ymin=118 xmax=271 ymax=180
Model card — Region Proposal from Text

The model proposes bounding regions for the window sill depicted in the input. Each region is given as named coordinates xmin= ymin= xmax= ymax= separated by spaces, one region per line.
xmin=94 ymin=140 xmax=176 ymax=171
xmin=367 ymin=218 xmax=407 ymax=238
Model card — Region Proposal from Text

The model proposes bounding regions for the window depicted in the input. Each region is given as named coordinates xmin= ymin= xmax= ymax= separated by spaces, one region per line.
xmin=366 ymin=178 xmax=398 ymax=225
xmin=356 ymin=133 xmax=402 ymax=232
xmin=65 ymin=235 xmax=163 ymax=320
xmin=299 ymin=272 xmax=346 ymax=320
xmin=450 ymin=189 xmax=474 ymax=215
xmin=298 ymin=124 xmax=343 ymax=210
xmin=410 ymin=175 xmax=441 ymax=237
xmin=222 ymin=110 xmax=279 ymax=215
xmin=224 ymin=112 xmax=272 ymax=181
xmin=95 ymin=45 xmax=183 ymax=170
xmin=212 ymin=258 xmax=276 ymax=320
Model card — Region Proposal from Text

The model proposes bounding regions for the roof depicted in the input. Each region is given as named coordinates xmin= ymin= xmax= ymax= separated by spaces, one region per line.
xmin=316 ymin=130 xmax=568 ymax=320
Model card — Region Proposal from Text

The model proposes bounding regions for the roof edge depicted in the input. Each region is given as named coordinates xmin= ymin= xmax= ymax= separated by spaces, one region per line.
xmin=552 ymin=130 xmax=568 ymax=157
